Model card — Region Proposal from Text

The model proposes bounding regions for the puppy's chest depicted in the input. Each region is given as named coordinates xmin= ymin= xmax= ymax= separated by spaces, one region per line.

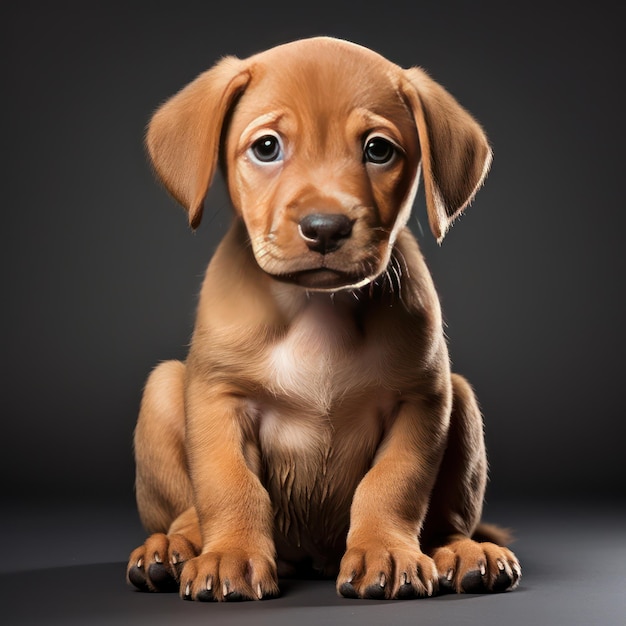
xmin=255 ymin=304 xmax=395 ymax=549
xmin=264 ymin=303 xmax=373 ymax=412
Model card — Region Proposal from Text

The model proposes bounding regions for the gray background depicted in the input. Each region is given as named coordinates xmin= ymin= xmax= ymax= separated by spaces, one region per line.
xmin=2 ymin=1 xmax=625 ymax=624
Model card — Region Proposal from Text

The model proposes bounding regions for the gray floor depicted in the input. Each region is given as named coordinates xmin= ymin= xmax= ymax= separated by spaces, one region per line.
xmin=2 ymin=499 xmax=625 ymax=625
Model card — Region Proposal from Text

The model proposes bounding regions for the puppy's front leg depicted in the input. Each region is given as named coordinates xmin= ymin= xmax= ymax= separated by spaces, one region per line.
xmin=179 ymin=379 xmax=278 ymax=601
xmin=337 ymin=396 xmax=449 ymax=600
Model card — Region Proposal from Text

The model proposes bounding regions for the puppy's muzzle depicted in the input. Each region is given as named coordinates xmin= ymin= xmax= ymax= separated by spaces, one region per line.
xmin=298 ymin=213 xmax=354 ymax=254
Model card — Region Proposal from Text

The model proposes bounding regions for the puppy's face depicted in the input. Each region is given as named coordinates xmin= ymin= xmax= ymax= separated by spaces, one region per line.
xmin=146 ymin=37 xmax=492 ymax=280
xmin=224 ymin=43 xmax=420 ymax=291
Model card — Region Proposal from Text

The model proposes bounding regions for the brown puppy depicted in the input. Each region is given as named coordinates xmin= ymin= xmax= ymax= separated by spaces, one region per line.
xmin=127 ymin=36 xmax=521 ymax=602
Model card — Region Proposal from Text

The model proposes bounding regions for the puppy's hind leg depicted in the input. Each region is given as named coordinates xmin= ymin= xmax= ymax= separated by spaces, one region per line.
xmin=134 ymin=360 xmax=193 ymax=531
xmin=128 ymin=360 xmax=200 ymax=593
xmin=421 ymin=373 xmax=521 ymax=593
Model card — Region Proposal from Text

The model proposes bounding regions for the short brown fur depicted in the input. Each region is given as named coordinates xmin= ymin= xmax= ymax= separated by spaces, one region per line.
xmin=127 ymin=37 xmax=520 ymax=601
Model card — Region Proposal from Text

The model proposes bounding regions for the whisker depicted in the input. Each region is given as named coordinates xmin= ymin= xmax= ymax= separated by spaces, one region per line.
xmin=392 ymin=247 xmax=411 ymax=281
xmin=384 ymin=269 xmax=394 ymax=304
xmin=253 ymin=248 xmax=272 ymax=262
xmin=389 ymin=259 xmax=407 ymax=309
xmin=413 ymin=217 xmax=425 ymax=239
xmin=390 ymin=262 xmax=402 ymax=291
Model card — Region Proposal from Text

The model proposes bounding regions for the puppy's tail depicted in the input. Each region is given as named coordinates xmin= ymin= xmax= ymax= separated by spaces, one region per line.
xmin=472 ymin=523 xmax=516 ymax=546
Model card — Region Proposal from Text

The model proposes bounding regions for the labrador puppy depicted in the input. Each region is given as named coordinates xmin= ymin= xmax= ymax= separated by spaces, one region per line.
xmin=127 ymin=36 xmax=521 ymax=601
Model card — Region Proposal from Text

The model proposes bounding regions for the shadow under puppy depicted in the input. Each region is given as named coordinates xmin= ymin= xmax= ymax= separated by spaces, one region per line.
xmin=127 ymin=36 xmax=521 ymax=601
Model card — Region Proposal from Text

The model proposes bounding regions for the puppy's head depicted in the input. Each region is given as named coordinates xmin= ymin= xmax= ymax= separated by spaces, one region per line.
xmin=147 ymin=37 xmax=491 ymax=291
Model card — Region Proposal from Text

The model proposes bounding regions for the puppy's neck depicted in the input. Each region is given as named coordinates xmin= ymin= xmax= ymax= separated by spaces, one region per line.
xmin=267 ymin=262 xmax=411 ymax=325
xmin=268 ymin=280 xmax=344 ymax=323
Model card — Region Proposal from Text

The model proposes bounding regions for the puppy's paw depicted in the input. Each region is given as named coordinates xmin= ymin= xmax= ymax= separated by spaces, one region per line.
xmin=433 ymin=538 xmax=521 ymax=593
xmin=337 ymin=543 xmax=438 ymax=600
xmin=179 ymin=550 xmax=279 ymax=601
xmin=127 ymin=533 xmax=199 ymax=592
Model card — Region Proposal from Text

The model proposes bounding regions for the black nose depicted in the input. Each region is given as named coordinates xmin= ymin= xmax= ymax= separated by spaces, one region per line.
xmin=298 ymin=213 xmax=354 ymax=254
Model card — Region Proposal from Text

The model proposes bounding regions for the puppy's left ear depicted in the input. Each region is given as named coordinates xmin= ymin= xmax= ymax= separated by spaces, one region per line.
xmin=146 ymin=57 xmax=251 ymax=229
xmin=401 ymin=68 xmax=492 ymax=242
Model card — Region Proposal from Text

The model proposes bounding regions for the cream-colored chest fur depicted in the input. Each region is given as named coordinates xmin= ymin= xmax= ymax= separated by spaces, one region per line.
xmin=266 ymin=298 xmax=363 ymax=413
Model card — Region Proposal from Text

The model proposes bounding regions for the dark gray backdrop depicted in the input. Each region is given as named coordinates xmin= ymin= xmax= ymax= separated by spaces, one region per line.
xmin=2 ymin=0 xmax=624 ymax=508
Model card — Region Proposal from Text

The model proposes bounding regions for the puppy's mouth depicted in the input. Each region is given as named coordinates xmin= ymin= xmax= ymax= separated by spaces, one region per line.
xmin=272 ymin=267 xmax=371 ymax=291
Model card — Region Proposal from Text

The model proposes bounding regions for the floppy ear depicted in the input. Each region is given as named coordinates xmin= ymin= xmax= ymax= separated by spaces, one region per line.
xmin=146 ymin=56 xmax=251 ymax=229
xmin=401 ymin=67 xmax=492 ymax=242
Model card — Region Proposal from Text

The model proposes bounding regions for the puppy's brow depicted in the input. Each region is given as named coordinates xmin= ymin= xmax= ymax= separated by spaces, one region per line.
xmin=351 ymin=109 xmax=405 ymax=148
xmin=241 ymin=112 xmax=285 ymax=143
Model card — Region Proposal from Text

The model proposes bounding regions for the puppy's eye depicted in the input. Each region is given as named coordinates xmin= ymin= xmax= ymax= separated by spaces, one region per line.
xmin=249 ymin=134 xmax=283 ymax=163
xmin=363 ymin=136 xmax=396 ymax=165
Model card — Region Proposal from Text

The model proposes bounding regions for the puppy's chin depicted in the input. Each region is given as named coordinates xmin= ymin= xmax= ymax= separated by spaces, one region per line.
xmin=270 ymin=268 xmax=375 ymax=292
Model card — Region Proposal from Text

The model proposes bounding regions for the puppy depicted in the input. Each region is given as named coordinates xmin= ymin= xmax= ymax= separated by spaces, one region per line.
xmin=127 ymin=36 xmax=521 ymax=601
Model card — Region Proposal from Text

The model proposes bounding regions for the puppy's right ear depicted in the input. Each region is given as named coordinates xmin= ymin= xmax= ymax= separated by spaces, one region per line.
xmin=146 ymin=57 xmax=250 ymax=229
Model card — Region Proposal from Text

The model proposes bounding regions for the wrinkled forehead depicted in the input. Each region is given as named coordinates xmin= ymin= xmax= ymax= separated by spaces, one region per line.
xmin=230 ymin=40 xmax=413 ymax=137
